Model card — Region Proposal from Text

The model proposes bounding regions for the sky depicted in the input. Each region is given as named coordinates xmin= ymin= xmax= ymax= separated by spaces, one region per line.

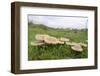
xmin=28 ymin=15 xmax=88 ymax=29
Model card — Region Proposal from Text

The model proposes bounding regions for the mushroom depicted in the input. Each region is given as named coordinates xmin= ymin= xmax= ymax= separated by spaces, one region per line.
xmin=35 ymin=34 xmax=49 ymax=41
xmin=59 ymin=37 xmax=70 ymax=42
xmin=30 ymin=41 xmax=44 ymax=46
xmin=44 ymin=36 xmax=59 ymax=44
xmin=58 ymin=41 xmax=64 ymax=44
xmin=66 ymin=42 xmax=78 ymax=46
xmin=79 ymin=43 xmax=87 ymax=47
xmin=71 ymin=44 xmax=83 ymax=52
xmin=66 ymin=42 xmax=73 ymax=45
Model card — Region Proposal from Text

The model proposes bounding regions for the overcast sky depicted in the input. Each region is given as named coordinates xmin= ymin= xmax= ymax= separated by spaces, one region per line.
xmin=28 ymin=15 xmax=88 ymax=29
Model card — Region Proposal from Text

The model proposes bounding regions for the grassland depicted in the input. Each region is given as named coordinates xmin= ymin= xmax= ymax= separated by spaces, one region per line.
xmin=28 ymin=23 xmax=88 ymax=60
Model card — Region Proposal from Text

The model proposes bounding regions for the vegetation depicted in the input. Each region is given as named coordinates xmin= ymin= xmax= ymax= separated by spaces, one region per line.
xmin=28 ymin=23 xmax=88 ymax=60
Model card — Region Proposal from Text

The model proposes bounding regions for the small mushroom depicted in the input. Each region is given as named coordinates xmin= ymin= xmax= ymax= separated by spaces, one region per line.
xmin=35 ymin=34 xmax=49 ymax=41
xmin=66 ymin=42 xmax=78 ymax=46
xmin=71 ymin=44 xmax=83 ymax=52
xmin=30 ymin=41 xmax=44 ymax=46
xmin=44 ymin=36 xmax=59 ymax=44
xmin=59 ymin=37 xmax=70 ymax=42
xmin=58 ymin=41 xmax=64 ymax=44
xmin=66 ymin=42 xmax=73 ymax=45
xmin=79 ymin=43 xmax=87 ymax=47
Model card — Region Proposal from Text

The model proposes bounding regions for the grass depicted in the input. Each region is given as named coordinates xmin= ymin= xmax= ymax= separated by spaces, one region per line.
xmin=28 ymin=23 xmax=88 ymax=60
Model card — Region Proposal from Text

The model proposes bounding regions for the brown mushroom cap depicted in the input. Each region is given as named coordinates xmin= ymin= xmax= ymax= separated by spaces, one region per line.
xmin=44 ymin=36 xmax=59 ymax=44
xmin=71 ymin=44 xmax=83 ymax=52
xmin=35 ymin=34 xmax=49 ymax=41
xmin=59 ymin=37 xmax=70 ymax=42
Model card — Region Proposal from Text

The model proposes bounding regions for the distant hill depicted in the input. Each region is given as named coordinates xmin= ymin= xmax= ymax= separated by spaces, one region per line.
xmin=28 ymin=22 xmax=57 ymax=30
xmin=28 ymin=22 xmax=88 ymax=31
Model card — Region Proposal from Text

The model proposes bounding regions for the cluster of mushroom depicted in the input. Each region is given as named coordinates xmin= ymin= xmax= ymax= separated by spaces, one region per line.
xmin=30 ymin=34 xmax=87 ymax=52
